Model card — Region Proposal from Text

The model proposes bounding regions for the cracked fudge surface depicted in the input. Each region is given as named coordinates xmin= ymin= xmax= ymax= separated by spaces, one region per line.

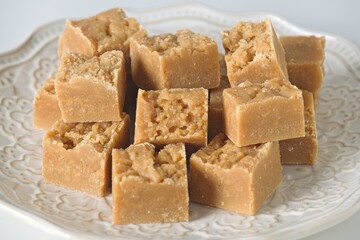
xmin=190 ymin=133 xmax=282 ymax=215
xmin=280 ymin=36 xmax=325 ymax=94
xmin=58 ymin=8 xmax=143 ymax=59
xmin=42 ymin=114 xmax=130 ymax=196
xmin=33 ymin=77 xmax=62 ymax=130
xmin=223 ymin=78 xmax=305 ymax=147
xmin=134 ymin=88 xmax=208 ymax=149
xmin=56 ymin=50 xmax=126 ymax=123
xmin=130 ymin=29 xmax=220 ymax=90
xmin=112 ymin=143 xmax=189 ymax=224
xmin=222 ymin=20 xmax=288 ymax=86
xmin=280 ymin=90 xmax=318 ymax=165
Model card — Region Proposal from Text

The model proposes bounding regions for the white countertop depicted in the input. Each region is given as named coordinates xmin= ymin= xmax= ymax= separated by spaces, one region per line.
xmin=1 ymin=0 xmax=359 ymax=239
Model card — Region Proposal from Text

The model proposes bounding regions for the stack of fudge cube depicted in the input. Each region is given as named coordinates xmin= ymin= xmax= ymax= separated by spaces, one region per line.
xmin=33 ymin=8 xmax=325 ymax=224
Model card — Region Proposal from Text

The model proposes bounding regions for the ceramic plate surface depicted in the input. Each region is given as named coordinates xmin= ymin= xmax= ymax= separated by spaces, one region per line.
xmin=1 ymin=3 xmax=360 ymax=240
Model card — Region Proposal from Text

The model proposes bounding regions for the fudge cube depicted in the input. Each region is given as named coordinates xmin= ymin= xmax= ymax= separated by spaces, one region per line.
xmin=208 ymin=56 xmax=231 ymax=140
xmin=130 ymin=30 xmax=220 ymax=90
xmin=56 ymin=50 xmax=126 ymax=123
xmin=112 ymin=143 xmax=189 ymax=224
xmin=42 ymin=114 xmax=130 ymax=196
xmin=58 ymin=8 xmax=144 ymax=72
xmin=280 ymin=36 xmax=325 ymax=93
xmin=280 ymin=91 xmax=318 ymax=164
xmin=134 ymin=88 xmax=208 ymax=149
xmin=33 ymin=77 xmax=62 ymax=130
xmin=190 ymin=133 xmax=282 ymax=215
xmin=222 ymin=20 xmax=288 ymax=87
xmin=223 ymin=78 xmax=305 ymax=147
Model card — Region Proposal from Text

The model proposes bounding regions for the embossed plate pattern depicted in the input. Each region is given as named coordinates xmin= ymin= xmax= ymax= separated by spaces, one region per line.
xmin=0 ymin=3 xmax=360 ymax=240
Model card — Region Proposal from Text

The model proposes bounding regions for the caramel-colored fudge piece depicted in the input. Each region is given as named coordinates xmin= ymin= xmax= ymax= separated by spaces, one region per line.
xmin=280 ymin=36 xmax=325 ymax=93
xmin=56 ymin=50 xmax=126 ymax=123
xmin=222 ymin=20 xmax=288 ymax=87
xmin=208 ymin=55 xmax=231 ymax=140
xmin=130 ymin=30 xmax=220 ymax=90
xmin=33 ymin=77 xmax=61 ymax=130
xmin=223 ymin=78 xmax=305 ymax=147
xmin=190 ymin=133 xmax=282 ymax=215
xmin=112 ymin=143 xmax=188 ymax=224
xmin=280 ymin=91 xmax=318 ymax=164
xmin=58 ymin=8 xmax=144 ymax=69
xmin=42 ymin=114 xmax=130 ymax=196
xmin=134 ymin=88 xmax=208 ymax=149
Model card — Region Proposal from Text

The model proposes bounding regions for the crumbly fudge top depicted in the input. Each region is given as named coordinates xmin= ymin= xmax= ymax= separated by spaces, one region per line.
xmin=133 ymin=29 xmax=216 ymax=56
xmin=280 ymin=36 xmax=325 ymax=64
xmin=57 ymin=50 xmax=123 ymax=86
xmin=137 ymin=88 xmax=208 ymax=142
xmin=224 ymin=78 xmax=302 ymax=105
xmin=222 ymin=20 xmax=274 ymax=70
xmin=48 ymin=118 xmax=125 ymax=152
xmin=70 ymin=8 xmax=142 ymax=54
xmin=41 ymin=77 xmax=56 ymax=95
xmin=114 ymin=143 xmax=187 ymax=185
xmin=192 ymin=133 xmax=271 ymax=170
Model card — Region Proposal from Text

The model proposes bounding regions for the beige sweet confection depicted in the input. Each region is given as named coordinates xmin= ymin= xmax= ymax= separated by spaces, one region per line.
xmin=134 ymin=88 xmax=208 ymax=149
xmin=112 ymin=143 xmax=188 ymax=224
xmin=42 ymin=114 xmax=130 ymax=196
xmin=223 ymin=78 xmax=305 ymax=147
xmin=56 ymin=50 xmax=126 ymax=123
xmin=222 ymin=20 xmax=288 ymax=87
xmin=280 ymin=36 xmax=325 ymax=94
xmin=208 ymin=55 xmax=231 ymax=140
xmin=130 ymin=29 xmax=220 ymax=90
xmin=190 ymin=133 xmax=282 ymax=215
xmin=280 ymin=91 xmax=318 ymax=165
xmin=33 ymin=77 xmax=62 ymax=130
xmin=58 ymin=8 xmax=144 ymax=71
xmin=313 ymin=90 xmax=320 ymax=104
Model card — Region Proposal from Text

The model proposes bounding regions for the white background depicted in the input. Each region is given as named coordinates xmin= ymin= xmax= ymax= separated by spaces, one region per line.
xmin=0 ymin=0 xmax=359 ymax=239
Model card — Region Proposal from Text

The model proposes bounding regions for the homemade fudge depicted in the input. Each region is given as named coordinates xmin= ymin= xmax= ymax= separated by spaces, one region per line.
xmin=33 ymin=77 xmax=62 ymax=130
xmin=223 ymin=78 xmax=305 ymax=147
xmin=56 ymin=50 xmax=126 ymax=123
xmin=280 ymin=36 xmax=325 ymax=93
xmin=42 ymin=114 xmax=130 ymax=196
xmin=190 ymin=133 xmax=282 ymax=215
xmin=134 ymin=88 xmax=208 ymax=149
xmin=58 ymin=8 xmax=144 ymax=72
xmin=222 ymin=20 xmax=288 ymax=87
xmin=208 ymin=56 xmax=231 ymax=140
xmin=112 ymin=143 xmax=189 ymax=224
xmin=280 ymin=91 xmax=318 ymax=164
xmin=130 ymin=30 xmax=220 ymax=90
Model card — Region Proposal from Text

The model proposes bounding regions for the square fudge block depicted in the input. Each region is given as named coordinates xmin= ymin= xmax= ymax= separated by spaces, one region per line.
xmin=208 ymin=56 xmax=231 ymax=140
xmin=42 ymin=114 xmax=130 ymax=196
xmin=223 ymin=78 xmax=305 ymax=147
xmin=190 ymin=133 xmax=282 ymax=215
xmin=33 ymin=77 xmax=62 ymax=130
xmin=222 ymin=20 xmax=288 ymax=87
xmin=58 ymin=7 xmax=144 ymax=72
xmin=130 ymin=29 xmax=220 ymax=90
xmin=280 ymin=36 xmax=325 ymax=93
xmin=134 ymin=88 xmax=208 ymax=149
xmin=56 ymin=50 xmax=126 ymax=123
xmin=112 ymin=143 xmax=189 ymax=224
xmin=280 ymin=91 xmax=318 ymax=164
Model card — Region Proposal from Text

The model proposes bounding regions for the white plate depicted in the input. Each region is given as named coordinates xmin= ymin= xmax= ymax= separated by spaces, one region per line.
xmin=1 ymin=3 xmax=360 ymax=240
